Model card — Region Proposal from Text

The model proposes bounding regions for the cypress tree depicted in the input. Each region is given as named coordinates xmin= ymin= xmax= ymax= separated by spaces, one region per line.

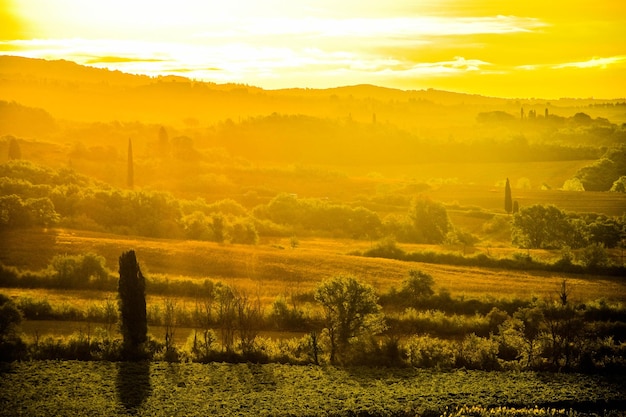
xmin=505 ymin=178 xmax=513 ymax=214
xmin=118 ymin=250 xmax=147 ymax=359
xmin=127 ymin=138 xmax=134 ymax=189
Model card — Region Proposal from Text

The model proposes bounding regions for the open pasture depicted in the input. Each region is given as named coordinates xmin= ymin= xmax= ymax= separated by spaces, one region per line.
xmin=2 ymin=228 xmax=625 ymax=305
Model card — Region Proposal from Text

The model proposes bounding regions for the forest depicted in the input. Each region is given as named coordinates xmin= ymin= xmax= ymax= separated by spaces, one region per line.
xmin=1 ymin=57 xmax=626 ymax=416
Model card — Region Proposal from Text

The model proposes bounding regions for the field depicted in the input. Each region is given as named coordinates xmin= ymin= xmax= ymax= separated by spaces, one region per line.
xmin=1 ymin=361 xmax=625 ymax=417
xmin=2 ymin=228 xmax=625 ymax=308
xmin=2 ymin=57 xmax=626 ymax=417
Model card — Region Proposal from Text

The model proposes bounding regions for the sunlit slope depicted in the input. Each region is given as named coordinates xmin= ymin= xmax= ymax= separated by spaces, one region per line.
xmin=2 ymin=228 xmax=624 ymax=303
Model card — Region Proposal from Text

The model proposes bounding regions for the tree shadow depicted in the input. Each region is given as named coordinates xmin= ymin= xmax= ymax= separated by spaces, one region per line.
xmin=116 ymin=361 xmax=151 ymax=414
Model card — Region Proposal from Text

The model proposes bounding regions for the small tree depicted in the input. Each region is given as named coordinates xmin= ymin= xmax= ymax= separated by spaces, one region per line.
xmin=118 ymin=250 xmax=147 ymax=359
xmin=409 ymin=197 xmax=450 ymax=244
xmin=504 ymin=178 xmax=513 ymax=214
xmin=127 ymin=138 xmax=134 ymax=189
xmin=8 ymin=137 xmax=21 ymax=160
xmin=512 ymin=204 xmax=573 ymax=249
xmin=400 ymin=269 xmax=435 ymax=307
xmin=315 ymin=275 xmax=385 ymax=364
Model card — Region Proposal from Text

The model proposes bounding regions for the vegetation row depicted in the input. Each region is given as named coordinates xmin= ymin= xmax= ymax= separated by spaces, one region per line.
xmin=2 ymin=159 xmax=625 ymax=276
xmin=2 ymin=252 xmax=625 ymax=374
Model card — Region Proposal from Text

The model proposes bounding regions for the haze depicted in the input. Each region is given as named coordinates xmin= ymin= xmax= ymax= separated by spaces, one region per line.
xmin=1 ymin=0 xmax=625 ymax=98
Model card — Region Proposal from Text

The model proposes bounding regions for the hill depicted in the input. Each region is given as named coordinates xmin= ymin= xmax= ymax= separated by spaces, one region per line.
xmin=2 ymin=55 xmax=625 ymax=127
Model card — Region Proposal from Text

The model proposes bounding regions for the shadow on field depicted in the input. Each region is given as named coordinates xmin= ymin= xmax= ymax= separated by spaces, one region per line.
xmin=116 ymin=361 xmax=151 ymax=413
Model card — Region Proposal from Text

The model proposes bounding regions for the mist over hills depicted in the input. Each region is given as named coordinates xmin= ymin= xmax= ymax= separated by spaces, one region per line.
xmin=2 ymin=55 xmax=623 ymax=126
xmin=1 ymin=55 xmax=625 ymax=171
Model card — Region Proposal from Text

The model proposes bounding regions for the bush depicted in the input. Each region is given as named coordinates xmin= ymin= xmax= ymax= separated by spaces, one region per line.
xmin=49 ymin=253 xmax=112 ymax=289
xmin=405 ymin=335 xmax=455 ymax=369
xmin=16 ymin=297 xmax=54 ymax=320
xmin=455 ymin=333 xmax=501 ymax=370
xmin=580 ymin=243 xmax=611 ymax=269
xmin=0 ymin=294 xmax=27 ymax=361
xmin=362 ymin=237 xmax=405 ymax=259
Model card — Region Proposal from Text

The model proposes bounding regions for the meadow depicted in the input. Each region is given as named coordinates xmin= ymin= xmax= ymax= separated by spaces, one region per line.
xmin=2 ymin=227 xmax=625 ymax=307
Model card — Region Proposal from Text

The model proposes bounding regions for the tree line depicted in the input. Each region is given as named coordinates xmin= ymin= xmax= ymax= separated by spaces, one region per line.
xmin=2 ymin=251 xmax=625 ymax=372
xmin=2 ymin=160 xmax=624 ymax=257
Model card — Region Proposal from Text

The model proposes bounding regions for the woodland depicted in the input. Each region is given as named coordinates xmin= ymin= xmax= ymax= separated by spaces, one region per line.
xmin=1 ymin=56 xmax=626 ymax=416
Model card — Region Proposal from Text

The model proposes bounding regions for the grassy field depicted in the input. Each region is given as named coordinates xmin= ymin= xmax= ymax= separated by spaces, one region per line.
xmin=2 ymin=228 xmax=625 ymax=307
xmin=1 ymin=361 xmax=624 ymax=417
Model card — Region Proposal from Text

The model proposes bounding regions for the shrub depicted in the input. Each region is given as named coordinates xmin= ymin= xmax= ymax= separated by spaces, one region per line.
xmin=580 ymin=243 xmax=611 ymax=269
xmin=405 ymin=335 xmax=455 ymax=369
xmin=362 ymin=237 xmax=405 ymax=259
xmin=455 ymin=333 xmax=501 ymax=370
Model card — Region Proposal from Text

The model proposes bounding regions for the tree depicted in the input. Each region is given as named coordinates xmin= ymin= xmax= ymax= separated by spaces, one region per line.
xmin=315 ymin=275 xmax=385 ymax=364
xmin=610 ymin=176 xmax=626 ymax=193
xmin=7 ymin=137 xmax=21 ymax=160
xmin=0 ymin=293 xmax=26 ymax=361
xmin=580 ymin=243 xmax=610 ymax=269
xmin=127 ymin=138 xmax=134 ymax=189
xmin=409 ymin=197 xmax=450 ymax=244
xmin=157 ymin=126 xmax=170 ymax=158
xmin=504 ymin=178 xmax=512 ymax=214
xmin=512 ymin=204 xmax=573 ymax=249
xmin=400 ymin=269 xmax=434 ymax=306
xmin=118 ymin=250 xmax=147 ymax=358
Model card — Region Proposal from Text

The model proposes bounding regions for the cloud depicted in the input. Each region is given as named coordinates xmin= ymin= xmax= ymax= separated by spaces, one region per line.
xmin=85 ymin=56 xmax=166 ymax=64
xmin=552 ymin=56 xmax=626 ymax=69
xmin=195 ymin=15 xmax=546 ymax=46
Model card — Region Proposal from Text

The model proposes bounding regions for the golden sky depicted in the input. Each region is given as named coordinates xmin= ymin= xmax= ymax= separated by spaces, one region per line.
xmin=1 ymin=0 xmax=625 ymax=98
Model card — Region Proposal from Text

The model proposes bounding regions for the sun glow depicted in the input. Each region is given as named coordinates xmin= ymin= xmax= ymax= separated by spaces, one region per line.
xmin=2 ymin=0 xmax=626 ymax=97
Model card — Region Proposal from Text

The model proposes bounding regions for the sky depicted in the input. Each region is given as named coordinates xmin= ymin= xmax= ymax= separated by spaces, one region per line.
xmin=1 ymin=0 xmax=625 ymax=98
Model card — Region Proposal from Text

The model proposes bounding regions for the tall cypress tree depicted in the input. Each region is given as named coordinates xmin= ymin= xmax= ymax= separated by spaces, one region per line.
xmin=118 ymin=250 xmax=147 ymax=359
xmin=127 ymin=138 xmax=134 ymax=189
xmin=505 ymin=178 xmax=513 ymax=214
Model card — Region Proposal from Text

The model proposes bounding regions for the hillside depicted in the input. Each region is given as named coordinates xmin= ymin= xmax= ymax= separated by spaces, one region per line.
xmin=2 ymin=56 xmax=625 ymax=128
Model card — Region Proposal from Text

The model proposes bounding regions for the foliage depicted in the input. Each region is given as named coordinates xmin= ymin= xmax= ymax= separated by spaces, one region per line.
xmin=575 ymin=145 xmax=626 ymax=191
xmin=314 ymin=275 xmax=385 ymax=364
xmin=512 ymin=205 xmax=574 ymax=249
xmin=0 ymin=293 xmax=26 ymax=361
xmin=361 ymin=237 xmax=406 ymax=258
xmin=399 ymin=269 xmax=435 ymax=307
xmin=409 ymin=197 xmax=450 ymax=243
xmin=48 ymin=253 xmax=111 ymax=289
xmin=118 ymin=250 xmax=148 ymax=359
xmin=254 ymin=193 xmax=382 ymax=239
xmin=579 ymin=243 xmax=610 ymax=269
xmin=505 ymin=178 xmax=513 ymax=214
xmin=610 ymin=176 xmax=626 ymax=192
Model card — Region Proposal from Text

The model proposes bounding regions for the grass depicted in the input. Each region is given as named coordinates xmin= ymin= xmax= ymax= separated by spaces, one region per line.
xmin=1 ymin=361 xmax=624 ymax=416
xmin=2 ymin=228 xmax=626 ymax=305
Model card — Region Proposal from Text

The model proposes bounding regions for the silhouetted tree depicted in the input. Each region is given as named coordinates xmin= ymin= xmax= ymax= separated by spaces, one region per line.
xmin=504 ymin=178 xmax=513 ymax=214
xmin=315 ymin=275 xmax=385 ymax=364
xmin=7 ymin=137 xmax=21 ymax=160
xmin=127 ymin=138 xmax=134 ymax=189
xmin=400 ymin=269 xmax=434 ymax=307
xmin=118 ymin=250 xmax=147 ymax=359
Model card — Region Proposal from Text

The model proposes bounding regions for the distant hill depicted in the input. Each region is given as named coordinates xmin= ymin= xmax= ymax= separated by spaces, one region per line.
xmin=4 ymin=55 xmax=621 ymax=128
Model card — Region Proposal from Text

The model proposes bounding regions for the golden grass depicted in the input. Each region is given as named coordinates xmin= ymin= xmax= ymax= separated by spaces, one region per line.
xmin=2 ymin=228 xmax=625 ymax=306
